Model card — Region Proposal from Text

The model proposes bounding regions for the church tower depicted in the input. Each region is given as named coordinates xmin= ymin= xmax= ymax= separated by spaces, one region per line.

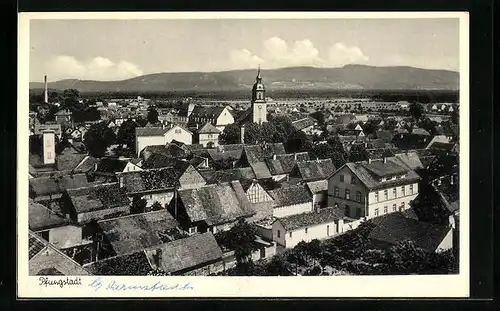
xmin=251 ymin=66 xmax=267 ymax=124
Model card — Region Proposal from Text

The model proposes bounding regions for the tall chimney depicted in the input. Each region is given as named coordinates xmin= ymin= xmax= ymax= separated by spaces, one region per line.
xmin=240 ymin=124 xmax=245 ymax=144
xmin=44 ymin=75 xmax=48 ymax=103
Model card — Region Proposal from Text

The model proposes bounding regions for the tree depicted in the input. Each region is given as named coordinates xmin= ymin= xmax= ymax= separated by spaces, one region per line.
xmin=116 ymin=119 xmax=137 ymax=149
xmin=147 ymin=107 xmax=159 ymax=124
xmin=83 ymin=122 xmax=117 ymax=157
xmin=243 ymin=123 xmax=262 ymax=145
xmin=409 ymin=102 xmax=424 ymax=121
xmin=130 ymin=195 xmax=147 ymax=214
xmin=308 ymin=136 xmax=347 ymax=168
xmin=62 ymin=89 xmax=80 ymax=110
xmin=419 ymin=117 xmax=437 ymax=135
xmin=348 ymin=143 xmax=367 ymax=162
xmin=450 ymin=109 xmax=459 ymax=124
xmin=219 ymin=123 xmax=241 ymax=145
xmin=382 ymin=118 xmax=398 ymax=131
xmin=361 ymin=120 xmax=379 ymax=137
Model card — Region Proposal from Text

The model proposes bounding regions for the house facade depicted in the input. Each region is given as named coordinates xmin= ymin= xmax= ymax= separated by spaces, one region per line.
xmin=135 ymin=126 xmax=193 ymax=156
xmin=272 ymin=207 xmax=345 ymax=249
xmin=327 ymin=157 xmax=420 ymax=219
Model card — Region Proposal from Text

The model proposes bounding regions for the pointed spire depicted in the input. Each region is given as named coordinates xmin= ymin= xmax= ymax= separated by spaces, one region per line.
xmin=256 ymin=65 xmax=262 ymax=82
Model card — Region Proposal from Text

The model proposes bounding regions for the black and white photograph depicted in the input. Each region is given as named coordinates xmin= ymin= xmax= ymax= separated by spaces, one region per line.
xmin=18 ymin=12 xmax=469 ymax=297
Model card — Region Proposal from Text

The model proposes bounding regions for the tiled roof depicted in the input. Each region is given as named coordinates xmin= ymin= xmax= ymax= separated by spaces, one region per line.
xmin=135 ymin=127 xmax=168 ymax=137
xmin=412 ymin=128 xmax=431 ymax=136
xmin=56 ymin=152 xmax=86 ymax=172
xmin=66 ymin=183 xmax=130 ymax=213
xmin=144 ymin=232 xmax=223 ymax=274
xmin=392 ymin=133 xmax=432 ymax=150
xmin=197 ymin=122 xmax=221 ymax=134
xmin=394 ymin=152 xmax=425 ymax=170
xmin=269 ymin=184 xmax=312 ymax=207
xmin=305 ymin=180 xmax=328 ymax=194
xmin=177 ymin=181 xmax=254 ymax=226
xmin=277 ymin=207 xmax=344 ymax=231
xmin=141 ymin=153 xmax=177 ymax=169
xmin=189 ymin=106 xmax=225 ymax=119
xmin=28 ymin=231 xmax=90 ymax=275
xmin=292 ymin=117 xmax=316 ymax=131
xmin=297 ymin=159 xmax=336 ymax=182
xmin=29 ymin=199 xmax=68 ymax=231
xmin=368 ymin=212 xmax=452 ymax=252
xmin=30 ymin=173 xmax=90 ymax=198
xmin=97 ymin=210 xmax=180 ymax=256
xmin=119 ymin=167 xmax=179 ymax=194
xmin=84 ymin=251 xmax=152 ymax=275
xmin=343 ymin=158 xmax=420 ymax=191
xmin=363 ymin=159 xmax=410 ymax=177
xmin=250 ymin=162 xmax=272 ymax=179
xmin=339 ymin=129 xmax=363 ymax=137
xmin=365 ymin=148 xmax=396 ymax=160
xmin=206 ymin=144 xmax=243 ymax=161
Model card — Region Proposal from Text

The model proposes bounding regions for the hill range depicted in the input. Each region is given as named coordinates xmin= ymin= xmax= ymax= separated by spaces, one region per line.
xmin=29 ymin=65 xmax=459 ymax=93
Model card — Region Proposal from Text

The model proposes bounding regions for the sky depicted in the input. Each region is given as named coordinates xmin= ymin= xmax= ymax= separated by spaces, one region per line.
xmin=29 ymin=18 xmax=460 ymax=82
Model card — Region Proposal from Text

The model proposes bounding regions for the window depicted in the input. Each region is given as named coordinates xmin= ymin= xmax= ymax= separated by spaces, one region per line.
xmin=374 ymin=208 xmax=379 ymax=216
xmin=393 ymin=188 xmax=397 ymax=198
xmin=356 ymin=191 xmax=362 ymax=202
xmin=305 ymin=228 xmax=308 ymax=234
xmin=345 ymin=189 xmax=350 ymax=200
xmin=375 ymin=192 xmax=379 ymax=202
xmin=384 ymin=206 xmax=388 ymax=214
xmin=400 ymin=202 xmax=405 ymax=211
xmin=351 ymin=176 xmax=356 ymax=185
xmin=289 ymin=232 xmax=292 ymax=238
xmin=175 ymin=129 xmax=181 ymax=134
xmin=410 ymin=184 xmax=414 ymax=194
xmin=393 ymin=204 xmax=397 ymax=211
xmin=334 ymin=187 xmax=339 ymax=197
xmin=277 ymin=230 xmax=281 ymax=238
xmin=401 ymin=186 xmax=406 ymax=196
xmin=344 ymin=205 xmax=350 ymax=217
xmin=340 ymin=175 xmax=344 ymax=182
xmin=383 ymin=190 xmax=388 ymax=200
xmin=208 ymin=134 xmax=213 ymax=139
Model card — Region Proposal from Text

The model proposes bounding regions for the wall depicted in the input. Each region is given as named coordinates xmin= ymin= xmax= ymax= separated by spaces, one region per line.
xmin=255 ymin=225 xmax=273 ymax=241
xmin=278 ymin=219 xmax=343 ymax=249
xmin=272 ymin=221 xmax=286 ymax=247
xmin=165 ymin=127 xmax=192 ymax=145
xmin=123 ymin=162 xmax=142 ymax=173
xmin=252 ymin=102 xmax=267 ymax=124
xmin=366 ymin=182 xmax=419 ymax=218
xmin=199 ymin=133 xmax=220 ymax=147
xmin=273 ymin=202 xmax=313 ymax=218
xmin=436 ymin=229 xmax=453 ymax=252
xmin=246 ymin=183 xmax=273 ymax=204
xmin=327 ymin=166 xmax=368 ymax=218
xmin=216 ymin=107 xmax=235 ymax=129
xmin=136 ymin=135 xmax=165 ymax=156
xmin=48 ymin=225 xmax=83 ymax=249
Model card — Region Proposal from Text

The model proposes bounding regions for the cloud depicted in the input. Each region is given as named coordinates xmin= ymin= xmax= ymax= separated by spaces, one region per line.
xmin=229 ymin=37 xmax=368 ymax=69
xmin=45 ymin=55 xmax=143 ymax=80
xmin=327 ymin=43 xmax=369 ymax=67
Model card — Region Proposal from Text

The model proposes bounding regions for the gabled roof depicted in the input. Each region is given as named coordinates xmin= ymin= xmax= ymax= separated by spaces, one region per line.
xmin=277 ymin=207 xmax=344 ymax=231
xmin=30 ymin=173 xmax=90 ymax=198
xmin=189 ymin=106 xmax=225 ymax=119
xmin=269 ymin=184 xmax=312 ymax=207
xmin=119 ymin=167 xmax=179 ymax=194
xmin=365 ymin=148 xmax=396 ymax=161
xmin=206 ymin=144 xmax=244 ymax=161
xmin=363 ymin=160 xmax=409 ymax=177
xmin=66 ymin=182 xmax=130 ymax=214
xmin=97 ymin=210 xmax=180 ymax=256
xmin=29 ymin=199 xmax=69 ymax=231
xmin=144 ymin=232 xmax=223 ymax=274
xmin=29 ymin=231 xmax=90 ymax=275
xmin=394 ymin=152 xmax=425 ymax=170
xmin=368 ymin=213 xmax=452 ymax=252
xmin=339 ymin=158 xmax=421 ymax=191
xmin=197 ymin=122 xmax=221 ymax=134
xmin=177 ymin=181 xmax=254 ymax=226
xmin=297 ymin=159 xmax=336 ymax=182
xmin=305 ymin=180 xmax=328 ymax=194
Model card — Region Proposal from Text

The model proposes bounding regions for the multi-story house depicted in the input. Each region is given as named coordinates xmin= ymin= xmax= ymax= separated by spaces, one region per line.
xmin=327 ymin=156 xmax=420 ymax=219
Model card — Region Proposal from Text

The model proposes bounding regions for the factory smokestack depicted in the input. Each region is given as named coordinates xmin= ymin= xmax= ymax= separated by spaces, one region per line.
xmin=44 ymin=75 xmax=48 ymax=103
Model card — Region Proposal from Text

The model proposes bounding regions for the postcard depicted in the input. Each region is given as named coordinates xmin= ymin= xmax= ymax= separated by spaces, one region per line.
xmin=18 ymin=11 xmax=469 ymax=298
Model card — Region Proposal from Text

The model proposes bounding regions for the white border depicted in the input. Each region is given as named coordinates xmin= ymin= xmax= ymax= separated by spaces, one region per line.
xmin=17 ymin=11 xmax=470 ymax=298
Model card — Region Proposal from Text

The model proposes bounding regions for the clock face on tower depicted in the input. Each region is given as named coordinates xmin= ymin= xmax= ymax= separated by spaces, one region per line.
xmin=258 ymin=105 xmax=262 ymax=109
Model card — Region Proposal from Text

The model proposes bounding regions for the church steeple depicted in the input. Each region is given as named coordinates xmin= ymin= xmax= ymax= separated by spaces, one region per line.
xmin=251 ymin=66 xmax=267 ymax=124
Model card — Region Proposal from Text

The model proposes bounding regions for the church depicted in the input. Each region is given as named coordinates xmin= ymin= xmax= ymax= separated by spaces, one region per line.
xmin=235 ymin=66 xmax=269 ymax=125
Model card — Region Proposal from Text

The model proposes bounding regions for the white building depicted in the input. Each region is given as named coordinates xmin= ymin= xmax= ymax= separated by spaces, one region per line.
xmin=327 ymin=156 xmax=420 ymax=219
xmin=135 ymin=125 xmax=193 ymax=156
xmin=272 ymin=207 xmax=345 ymax=249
